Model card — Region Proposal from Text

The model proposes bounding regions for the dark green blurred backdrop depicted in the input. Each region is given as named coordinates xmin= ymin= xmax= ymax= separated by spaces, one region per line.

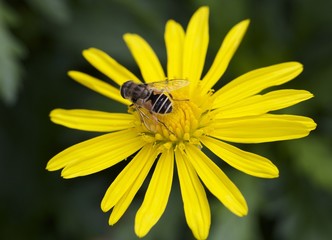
xmin=1 ymin=0 xmax=331 ymax=239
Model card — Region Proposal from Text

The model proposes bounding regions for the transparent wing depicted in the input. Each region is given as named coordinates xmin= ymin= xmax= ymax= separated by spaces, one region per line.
xmin=133 ymin=104 xmax=159 ymax=132
xmin=148 ymin=79 xmax=189 ymax=93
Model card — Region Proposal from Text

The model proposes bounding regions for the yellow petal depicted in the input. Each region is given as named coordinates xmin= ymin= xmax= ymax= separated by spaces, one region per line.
xmin=201 ymin=136 xmax=279 ymax=178
xmin=68 ymin=71 xmax=131 ymax=105
xmin=61 ymin=136 xmax=144 ymax=178
xmin=109 ymin=145 xmax=160 ymax=225
xmin=108 ymin=174 xmax=144 ymax=225
xmin=50 ymin=109 xmax=134 ymax=132
xmin=185 ymin=144 xmax=248 ymax=216
xmin=101 ymin=144 xmax=159 ymax=212
xmin=201 ymin=20 xmax=250 ymax=93
xmin=82 ymin=48 xmax=141 ymax=86
xmin=135 ymin=149 xmax=174 ymax=237
xmin=211 ymin=114 xmax=317 ymax=143
xmin=165 ymin=20 xmax=185 ymax=78
xmin=213 ymin=62 xmax=303 ymax=107
xmin=183 ymin=6 xmax=209 ymax=89
xmin=124 ymin=33 xmax=165 ymax=83
xmin=175 ymin=148 xmax=210 ymax=240
xmin=46 ymin=129 xmax=144 ymax=177
xmin=215 ymin=89 xmax=314 ymax=118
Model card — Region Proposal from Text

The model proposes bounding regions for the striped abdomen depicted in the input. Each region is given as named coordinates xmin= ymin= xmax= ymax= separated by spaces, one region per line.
xmin=149 ymin=93 xmax=172 ymax=114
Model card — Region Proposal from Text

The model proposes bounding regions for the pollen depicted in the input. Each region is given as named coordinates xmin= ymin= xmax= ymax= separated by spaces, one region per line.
xmin=136 ymin=90 xmax=215 ymax=149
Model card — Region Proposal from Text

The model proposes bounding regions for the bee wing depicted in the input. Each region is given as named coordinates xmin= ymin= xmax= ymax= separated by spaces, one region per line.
xmin=133 ymin=104 xmax=159 ymax=132
xmin=148 ymin=79 xmax=189 ymax=92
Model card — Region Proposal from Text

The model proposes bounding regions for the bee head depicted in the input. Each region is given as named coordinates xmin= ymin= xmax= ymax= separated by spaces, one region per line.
xmin=120 ymin=80 xmax=134 ymax=99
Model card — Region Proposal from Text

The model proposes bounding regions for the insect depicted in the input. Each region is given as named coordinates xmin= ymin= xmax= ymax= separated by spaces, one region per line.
xmin=120 ymin=79 xmax=189 ymax=131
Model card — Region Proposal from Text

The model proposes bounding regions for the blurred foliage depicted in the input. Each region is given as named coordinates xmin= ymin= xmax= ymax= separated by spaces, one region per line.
xmin=0 ymin=1 xmax=25 ymax=105
xmin=0 ymin=0 xmax=331 ymax=239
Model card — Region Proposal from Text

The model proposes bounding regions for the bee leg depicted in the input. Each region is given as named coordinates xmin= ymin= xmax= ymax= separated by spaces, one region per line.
xmin=135 ymin=106 xmax=154 ymax=131
xmin=134 ymin=105 xmax=174 ymax=134
xmin=127 ymin=104 xmax=136 ymax=114
xmin=134 ymin=106 xmax=163 ymax=133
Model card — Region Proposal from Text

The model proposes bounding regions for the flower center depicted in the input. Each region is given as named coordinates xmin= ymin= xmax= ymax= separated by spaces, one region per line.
xmin=133 ymin=87 xmax=215 ymax=150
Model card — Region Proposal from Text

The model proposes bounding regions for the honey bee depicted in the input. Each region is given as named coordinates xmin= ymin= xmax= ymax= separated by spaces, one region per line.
xmin=120 ymin=79 xmax=189 ymax=131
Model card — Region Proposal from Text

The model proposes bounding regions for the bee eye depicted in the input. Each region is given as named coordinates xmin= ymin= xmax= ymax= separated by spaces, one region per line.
xmin=120 ymin=85 xmax=126 ymax=98
xmin=120 ymin=81 xmax=133 ymax=99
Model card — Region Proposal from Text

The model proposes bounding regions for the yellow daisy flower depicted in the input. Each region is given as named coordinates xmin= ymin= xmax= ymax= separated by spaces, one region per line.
xmin=47 ymin=6 xmax=316 ymax=239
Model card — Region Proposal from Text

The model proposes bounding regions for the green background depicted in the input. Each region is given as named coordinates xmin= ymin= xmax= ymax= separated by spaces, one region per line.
xmin=1 ymin=0 xmax=331 ymax=239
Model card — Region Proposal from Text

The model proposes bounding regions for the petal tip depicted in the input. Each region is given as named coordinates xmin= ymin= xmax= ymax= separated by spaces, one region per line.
xmin=100 ymin=201 xmax=109 ymax=213
xmin=269 ymin=166 xmax=280 ymax=178
xmin=45 ymin=162 xmax=53 ymax=171
xmin=123 ymin=33 xmax=136 ymax=41
xmin=67 ymin=70 xmax=79 ymax=79
xmin=193 ymin=6 xmax=209 ymax=20
xmin=135 ymin=224 xmax=148 ymax=239
xmin=290 ymin=61 xmax=304 ymax=71
xmin=82 ymin=48 xmax=94 ymax=59
xmin=108 ymin=218 xmax=116 ymax=226
xmin=239 ymin=19 xmax=250 ymax=28
xmin=197 ymin=5 xmax=209 ymax=12
xmin=49 ymin=108 xmax=66 ymax=125
xmin=309 ymin=120 xmax=317 ymax=131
